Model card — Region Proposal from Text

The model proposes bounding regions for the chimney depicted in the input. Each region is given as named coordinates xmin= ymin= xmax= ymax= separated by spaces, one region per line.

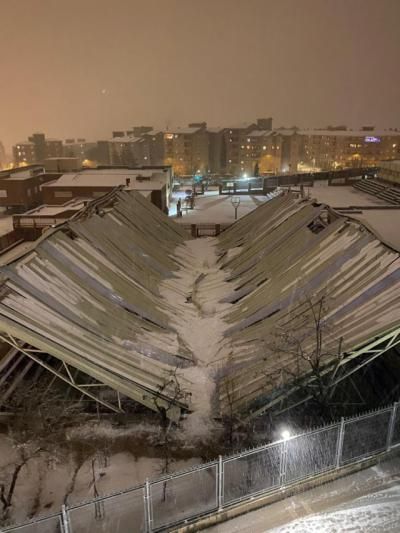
xmin=126 ymin=177 xmax=131 ymax=187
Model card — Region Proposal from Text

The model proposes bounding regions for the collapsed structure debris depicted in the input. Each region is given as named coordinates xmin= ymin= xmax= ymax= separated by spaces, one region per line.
xmin=0 ymin=190 xmax=399 ymax=422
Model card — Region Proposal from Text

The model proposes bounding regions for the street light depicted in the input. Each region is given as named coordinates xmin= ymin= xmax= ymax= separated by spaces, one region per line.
xmin=231 ymin=196 xmax=240 ymax=220
xmin=281 ymin=429 xmax=291 ymax=441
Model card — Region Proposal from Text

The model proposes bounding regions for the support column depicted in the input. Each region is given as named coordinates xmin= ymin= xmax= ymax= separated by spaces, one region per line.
xmin=218 ymin=455 xmax=224 ymax=511
xmin=279 ymin=441 xmax=287 ymax=486
xmin=387 ymin=402 xmax=398 ymax=451
xmin=61 ymin=504 xmax=71 ymax=533
xmin=336 ymin=417 xmax=345 ymax=468
xmin=144 ymin=478 xmax=152 ymax=532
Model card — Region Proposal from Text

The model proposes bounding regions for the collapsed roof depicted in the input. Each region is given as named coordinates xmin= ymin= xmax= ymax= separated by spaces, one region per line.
xmin=216 ymin=194 xmax=400 ymax=418
xmin=0 ymin=190 xmax=399 ymax=421
xmin=0 ymin=190 xmax=193 ymax=421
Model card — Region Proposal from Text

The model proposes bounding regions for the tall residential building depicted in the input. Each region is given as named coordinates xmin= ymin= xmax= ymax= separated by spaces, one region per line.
xmin=13 ymin=133 xmax=63 ymax=165
xmin=223 ymin=119 xmax=273 ymax=175
xmin=163 ymin=125 xmax=209 ymax=175
xmin=207 ymin=128 xmax=226 ymax=175
xmin=63 ymin=138 xmax=97 ymax=163
xmin=297 ymin=129 xmax=400 ymax=170
xmin=224 ymin=122 xmax=257 ymax=175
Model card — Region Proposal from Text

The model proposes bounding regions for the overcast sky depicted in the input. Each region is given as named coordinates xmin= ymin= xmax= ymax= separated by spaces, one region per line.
xmin=1 ymin=0 xmax=399 ymax=150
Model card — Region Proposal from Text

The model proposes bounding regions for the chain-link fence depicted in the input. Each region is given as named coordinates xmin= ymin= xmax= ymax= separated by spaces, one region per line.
xmin=2 ymin=402 xmax=399 ymax=533
xmin=1 ymin=514 xmax=63 ymax=533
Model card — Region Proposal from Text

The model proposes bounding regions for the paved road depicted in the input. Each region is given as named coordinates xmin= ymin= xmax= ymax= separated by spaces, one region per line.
xmin=204 ymin=457 xmax=400 ymax=532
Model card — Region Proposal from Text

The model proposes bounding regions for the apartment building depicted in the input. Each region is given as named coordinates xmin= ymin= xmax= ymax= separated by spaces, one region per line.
xmin=207 ymin=128 xmax=226 ymax=174
xmin=63 ymin=138 xmax=97 ymax=164
xmin=13 ymin=133 xmax=63 ymax=165
xmin=163 ymin=125 xmax=209 ymax=175
xmin=224 ymin=118 xmax=273 ymax=175
xmin=298 ymin=129 xmax=400 ymax=170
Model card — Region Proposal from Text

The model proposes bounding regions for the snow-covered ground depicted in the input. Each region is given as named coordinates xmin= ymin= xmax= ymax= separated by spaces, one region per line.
xmin=347 ymin=209 xmax=400 ymax=250
xmin=205 ymin=457 xmax=400 ymax=532
xmin=270 ymin=484 xmax=400 ymax=532
xmin=0 ymin=423 xmax=201 ymax=525
xmin=307 ymin=185 xmax=389 ymax=207
xmin=169 ymin=189 xmax=268 ymax=224
xmin=160 ymin=237 xmax=232 ymax=439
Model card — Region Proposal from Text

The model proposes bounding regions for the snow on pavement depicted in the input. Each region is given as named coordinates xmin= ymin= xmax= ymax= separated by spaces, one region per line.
xmin=204 ymin=457 xmax=400 ymax=533
xmin=270 ymin=484 xmax=400 ymax=532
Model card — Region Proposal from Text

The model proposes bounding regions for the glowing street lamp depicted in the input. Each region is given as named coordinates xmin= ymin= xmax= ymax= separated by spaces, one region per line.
xmin=281 ymin=429 xmax=291 ymax=441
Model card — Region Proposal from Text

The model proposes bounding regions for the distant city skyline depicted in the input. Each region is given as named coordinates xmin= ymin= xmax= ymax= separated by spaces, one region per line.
xmin=1 ymin=0 xmax=399 ymax=151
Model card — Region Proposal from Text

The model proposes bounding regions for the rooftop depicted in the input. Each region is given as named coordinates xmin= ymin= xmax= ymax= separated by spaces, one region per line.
xmin=0 ymin=192 xmax=397 ymax=423
xmin=42 ymin=169 xmax=167 ymax=190
xmin=297 ymin=129 xmax=400 ymax=137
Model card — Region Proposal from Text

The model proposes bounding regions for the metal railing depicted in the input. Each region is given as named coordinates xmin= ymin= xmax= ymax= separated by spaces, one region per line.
xmin=2 ymin=402 xmax=400 ymax=533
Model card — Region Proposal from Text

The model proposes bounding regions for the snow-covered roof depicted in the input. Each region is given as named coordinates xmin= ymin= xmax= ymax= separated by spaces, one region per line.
xmin=109 ymin=135 xmax=142 ymax=143
xmin=0 ymin=190 xmax=192 ymax=420
xmin=42 ymin=169 xmax=166 ymax=189
xmin=297 ymin=130 xmax=400 ymax=137
xmin=247 ymin=130 xmax=273 ymax=137
xmin=216 ymin=194 xmax=400 ymax=417
xmin=167 ymin=127 xmax=202 ymax=135
xmin=226 ymin=122 xmax=257 ymax=131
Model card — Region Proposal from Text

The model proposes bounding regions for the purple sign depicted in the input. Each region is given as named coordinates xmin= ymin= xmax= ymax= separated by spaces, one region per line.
xmin=365 ymin=136 xmax=381 ymax=143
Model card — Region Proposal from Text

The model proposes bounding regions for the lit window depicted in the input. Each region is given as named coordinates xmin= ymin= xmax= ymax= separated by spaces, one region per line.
xmin=228 ymin=159 xmax=232 ymax=163
xmin=247 ymin=138 xmax=250 ymax=142
xmin=393 ymin=144 xmax=397 ymax=148
xmin=263 ymin=146 xmax=267 ymax=150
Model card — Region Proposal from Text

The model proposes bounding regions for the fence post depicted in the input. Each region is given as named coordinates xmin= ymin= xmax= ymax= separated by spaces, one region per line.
xmin=387 ymin=402 xmax=398 ymax=451
xmin=144 ymin=479 xmax=152 ymax=533
xmin=61 ymin=504 xmax=71 ymax=533
xmin=279 ymin=441 xmax=287 ymax=486
xmin=336 ymin=417 xmax=345 ymax=468
xmin=218 ymin=455 xmax=224 ymax=510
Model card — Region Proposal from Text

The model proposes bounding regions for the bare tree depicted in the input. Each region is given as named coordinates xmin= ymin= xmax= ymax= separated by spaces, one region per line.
xmin=271 ymin=293 xmax=344 ymax=419
xmin=0 ymin=383 xmax=81 ymax=524
xmin=153 ymin=368 xmax=187 ymax=501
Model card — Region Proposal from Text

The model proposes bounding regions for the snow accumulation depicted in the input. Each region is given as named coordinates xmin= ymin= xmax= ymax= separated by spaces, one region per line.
xmin=160 ymin=237 xmax=233 ymax=439
xmin=171 ymin=190 xmax=269 ymax=224
xmin=270 ymin=484 xmax=400 ymax=532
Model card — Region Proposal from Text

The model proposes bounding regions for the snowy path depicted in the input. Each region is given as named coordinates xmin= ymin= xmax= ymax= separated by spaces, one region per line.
xmin=204 ymin=457 xmax=400 ymax=532
xmin=160 ymin=238 xmax=232 ymax=439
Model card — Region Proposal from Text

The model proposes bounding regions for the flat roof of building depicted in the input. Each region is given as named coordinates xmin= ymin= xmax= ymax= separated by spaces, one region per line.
xmin=297 ymin=129 xmax=400 ymax=137
xmin=21 ymin=198 xmax=88 ymax=217
xmin=42 ymin=169 xmax=166 ymax=190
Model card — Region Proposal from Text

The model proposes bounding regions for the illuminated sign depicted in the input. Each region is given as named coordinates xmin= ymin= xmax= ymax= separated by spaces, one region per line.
xmin=365 ymin=136 xmax=381 ymax=143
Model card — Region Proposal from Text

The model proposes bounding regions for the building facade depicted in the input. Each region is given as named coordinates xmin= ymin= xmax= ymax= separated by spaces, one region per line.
xmin=297 ymin=130 xmax=400 ymax=171
xmin=0 ymin=165 xmax=58 ymax=210
xmin=13 ymin=133 xmax=63 ymax=165
xmin=163 ymin=125 xmax=209 ymax=175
